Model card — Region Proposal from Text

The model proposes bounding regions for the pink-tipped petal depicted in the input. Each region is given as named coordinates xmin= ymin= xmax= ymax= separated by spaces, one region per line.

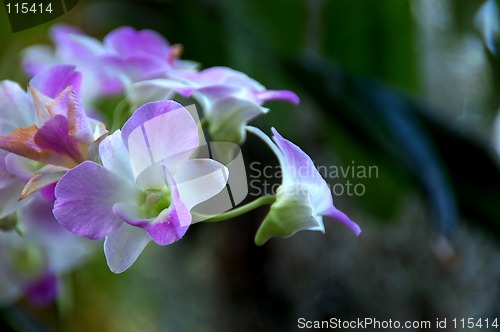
xmin=257 ymin=90 xmax=300 ymax=105
xmin=324 ymin=206 xmax=361 ymax=236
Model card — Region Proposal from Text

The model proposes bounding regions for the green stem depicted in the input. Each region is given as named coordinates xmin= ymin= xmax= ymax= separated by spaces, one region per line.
xmin=198 ymin=195 xmax=276 ymax=223
xmin=111 ymin=100 xmax=129 ymax=131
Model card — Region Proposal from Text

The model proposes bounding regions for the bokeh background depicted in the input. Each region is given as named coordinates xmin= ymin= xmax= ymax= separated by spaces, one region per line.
xmin=1 ymin=0 xmax=500 ymax=331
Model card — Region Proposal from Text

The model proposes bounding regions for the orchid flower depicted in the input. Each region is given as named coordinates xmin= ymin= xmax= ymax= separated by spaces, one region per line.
xmin=22 ymin=24 xmax=122 ymax=103
xmin=22 ymin=25 xmax=197 ymax=103
xmin=0 ymin=194 xmax=89 ymax=307
xmin=101 ymin=26 xmax=197 ymax=87
xmin=0 ymin=65 xmax=107 ymax=201
xmin=246 ymin=127 xmax=361 ymax=245
xmin=129 ymin=67 xmax=299 ymax=144
xmin=53 ymin=101 xmax=229 ymax=273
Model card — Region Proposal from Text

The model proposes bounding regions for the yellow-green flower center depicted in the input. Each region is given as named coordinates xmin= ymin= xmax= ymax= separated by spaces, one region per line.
xmin=139 ymin=188 xmax=172 ymax=218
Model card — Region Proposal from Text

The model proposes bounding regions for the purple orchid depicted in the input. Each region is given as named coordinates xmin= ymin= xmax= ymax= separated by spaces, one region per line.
xmin=101 ymin=26 xmax=197 ymax=86
xmin=22 ymin=24 xmax=122 ymax=102
xmin=22 ymin=25 xmax=197 ymax=103
xmin=0 ymin=194 xmax=89 ymax=307
xmin=53 ymin=101 xmax=229 ymax=273
xmin=130 ymin=66 xmax=299 ymax=144
xmin=247 ymin=127 xmax=361 ymax=245
xmin=0 ymin=65 xmax=107 ymax=201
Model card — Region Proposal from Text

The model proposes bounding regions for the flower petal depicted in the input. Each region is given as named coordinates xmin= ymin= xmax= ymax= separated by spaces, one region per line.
xmin=19 ymin=165 xmax=67 ymax=200
xmin=271 ymin=128 xmax=330 ymax=197
xmin=34 ymin=114 xmax=84 ymax=164
xmin=99 ymin=130 xmax=134 ymax=180
xmin=127 ymin=79 xmax=194 ymax=109
xmin=21 ymin=45 xmax=58 ymax=77
xmin=104 ymin=223 xmax=151 ymax=274
xmin=4 ymin=153 xmax=35 ymax=183
xmin=324 ymin=205 xmax=361 ymax=236
xmin=0 ymin=81 xmax=37 ymax=134
xmin=29 ymin=65 xmax=81 ymax=99
xmin=122 ymin=101 xmax=199 ymax=179
xmin=207 ymin=97 xmax=267 ymax=143
xmin=47 ymin=86 xmax=93 ymax=142
xmin=257 ymin=90 xmax=300 ymax=105
xmin=104 ymin=26 xmax=170 ymax=59
xmin=0 ymin=125 xmax=49 ymax=162
xmin=53 ymin=161 xmax=137 ymax=240
xmin=113 ymin=179 xmax=190 ymax=244
xmin=174 ymin=159 xmax=229 ymax=211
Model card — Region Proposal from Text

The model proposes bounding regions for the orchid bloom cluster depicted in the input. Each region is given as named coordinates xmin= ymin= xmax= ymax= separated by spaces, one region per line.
xmin=0 ymin=24 xmax=360 ymax=305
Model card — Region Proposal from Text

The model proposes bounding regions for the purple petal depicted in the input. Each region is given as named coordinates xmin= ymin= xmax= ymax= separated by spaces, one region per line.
xmin=50 ymin=24 xmax=84 ymax=43
xmin=34 ymin=114 xmax=84 ymax=164
xmin=24 ymin=273 xmax=58 ymax=307
xmin=53 ymin=161 xmax=137 ymax=240
xmin=40 ymin=183 xmax=57 ymax=203
xmin=122 ymin=101 xmax=199 ymax=179
xmin=53 ymin=29 xmax=105 ymax=64
xmin=102 ymin=54 xmax=168 ymax=85
xmin=104 ymin=223 xmax=151 ymax=273
xmin=104 ymin=26 xmax=170 ymax=59
xmin=271 ymin=128 xmax=327 ymax=190
xmin=257 ymin=90 xmax=300 ymax=105
xmin=29 ymin=65 xmax=81 ymax=99
xmin=324 ymin=206 xmax=361 ymax=236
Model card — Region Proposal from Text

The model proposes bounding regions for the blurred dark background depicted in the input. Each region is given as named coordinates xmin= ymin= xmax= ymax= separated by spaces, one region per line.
xmin=1 ymin=0 xmax=500 ymax=331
